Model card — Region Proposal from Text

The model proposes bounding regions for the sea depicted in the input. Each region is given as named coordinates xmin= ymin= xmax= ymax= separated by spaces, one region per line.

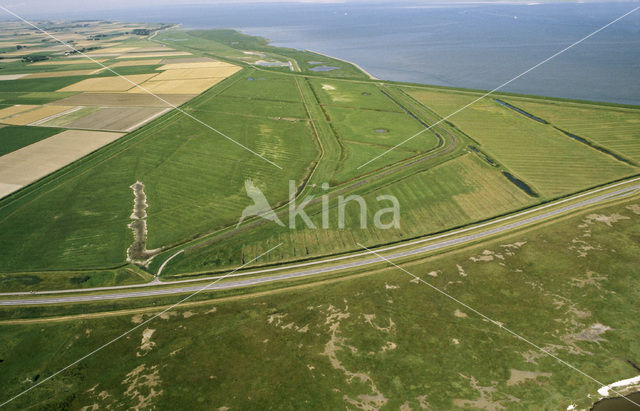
xmin=29 ymin=2 xmax=640 ymax=105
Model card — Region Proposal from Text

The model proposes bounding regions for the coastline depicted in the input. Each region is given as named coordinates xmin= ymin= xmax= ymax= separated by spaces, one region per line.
xmin=305 ymin=49 xmax=379 ymax=80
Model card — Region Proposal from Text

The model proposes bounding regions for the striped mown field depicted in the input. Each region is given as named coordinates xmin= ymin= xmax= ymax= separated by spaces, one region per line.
xmin=502 ymin=97 xmax=640 ymax=164
xmin=405 ymin=87 xmax=638 ymax=198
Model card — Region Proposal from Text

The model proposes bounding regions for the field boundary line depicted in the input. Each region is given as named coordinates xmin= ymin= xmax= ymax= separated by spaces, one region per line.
xmin=0 ymin=243 xmax=282 ymax=408
xmin=0 ymin=5 xmax=282 ymax=169
xmin=356 ymin=242 xmax=640 ymax=409
xmin=357 ymin=5 xmax=640 ymax=169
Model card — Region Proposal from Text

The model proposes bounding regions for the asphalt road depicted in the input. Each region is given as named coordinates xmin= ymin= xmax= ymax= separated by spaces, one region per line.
xmin=1 ymin=180 xmax=638 ymax=306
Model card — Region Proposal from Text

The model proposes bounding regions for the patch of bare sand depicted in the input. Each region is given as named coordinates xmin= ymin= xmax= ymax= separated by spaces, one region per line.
xmin=136 ymin=328 xmax=156 ymax=357
xmin=563 ymin=323 xmax=612 ymax=345
xmin=625 ymin=204 xmax=640 ymax=215
xmin=380 ymin=341 xmax=397 ymax=352
xmin=362 ymin=314 xmax=396 ymax=333
xmin=583 ymin=213 xmax=630 ymax=227
xmin=454 ymin=375 xmax=519 ymax=410
xmin=266 ymin=312 xmax=309 ymax=333
xmin=506 ymin=369 xmax=552 ymax=386
xmin=454 ymin=309 xmax=468 ymax=318
xmin=570 ymin=271 xmax=607 ymax=289
xmin=469 ymin=249 xmax=504 ymax=262
xmin=322 ymin=303 xmax=388 ymax=410
xmin=122 ymin=364 xmax=162 ymax=409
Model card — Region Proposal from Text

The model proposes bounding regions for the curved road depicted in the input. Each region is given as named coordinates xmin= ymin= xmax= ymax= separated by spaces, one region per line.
xmin=1 ymin=179 xmax=639 ymax=306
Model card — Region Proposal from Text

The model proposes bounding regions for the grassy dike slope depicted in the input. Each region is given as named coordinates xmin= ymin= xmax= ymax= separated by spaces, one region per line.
xmin=1 ymin=198 xmax=639 ymax=409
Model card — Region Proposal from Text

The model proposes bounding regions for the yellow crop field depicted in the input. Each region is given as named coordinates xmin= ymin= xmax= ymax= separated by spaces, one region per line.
xmin=151 ymin=66 xmax=241 ymax=81
xmin=30 ymin=59 xmax=107 ymax=66
xmin=158 ymin=61 xmax=236 ymax=70
xmin=0 ymin=105 xmax=38 ymax=120
xmin=129 ymin=47 xmax=176 ymax=53
xmin=52 ymin=92 xmax=196 ymax=107
xmin=25 ymin=69 xmax=97 ymax=79
xmin=58 ymin=73 xmax=158 ymax=92
xmin=116 ymin=51 xmax=192 ymax=59
xmin=1 ymin=105 xmax=75 ymax=125
xmin=127 ymin=78 xmax=224 ymax=94
xmin=86 ymin=47 xmax=136 ymax=54
xmin=109 ymin=59 xmax=161 ymax=68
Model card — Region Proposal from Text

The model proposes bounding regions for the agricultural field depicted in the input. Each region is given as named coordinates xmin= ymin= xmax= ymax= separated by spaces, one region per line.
xmin=162 ymin=153 xmax=534 ymax=276
xmin=405 ymin=87 xmax=638 ymax=198
xmin=501 ymin=97 xmax=640 ymax=164
xmin=0 ymin=82 xmax=318 ymax=272
xmin=2 ymin=198 xmax=639 ymax=410
xmin=0 ymin=129 xmax=124 ymax=198
xmin=0 ymin=16 xmax=639 ymax=411
xmin=308 ymin=79 xmax=403 ymax=112
xmin=0 ymin=22 xmax=637 ymax=282
xmin=0 ymin=125 xmax=62 ymax=156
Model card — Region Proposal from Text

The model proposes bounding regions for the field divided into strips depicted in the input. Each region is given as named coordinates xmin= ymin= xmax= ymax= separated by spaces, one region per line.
xmin=405 ymin=88 xmax=638 ymax=198
xmin=0 ymin=129 xmax=124 ymax=199
xmin=502 ymin=98 xmax=640 ymax=164
xmin=58 ymin=73 xmax=159 ymax=92
xmin=164 ymin=153 xmax=533 ymax=276
xmin=0 ymin=105 xmax=74 ymax=125
xmin=50 ymin=92 xmax=195 ymax=107
xmin=0 ymin=76 xmax=319 ymax=272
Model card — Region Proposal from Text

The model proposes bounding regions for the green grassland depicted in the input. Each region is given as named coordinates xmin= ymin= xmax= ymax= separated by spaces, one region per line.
xmin=0 ymin=126 xmax=62 ymax=156
xmin=0 ymin=24 xmax=639 ymax=297
xmin=325 ymin=106 xmax=437 ymax=153
xmin=405 ymin=87 xmax=638 ymax=198
xmin=0 ymin=76 xmax=88 ymax=92
xmin=308 ymin=79 xmax=402 ymax=111
xmin=219 ymin=70 xmax=303 ymax=102
xmin=0 ymin=91 xmax=79 ymax=105
xmin=161 ymin=153 xmax=533 ymax=277
xmin=0 ymin=71 xmax=319 ymax=272
xmin=0 ymin=266 xmax=151 ymax=292
xmin=502 ymin=97 xmax=640 ymax=164
xmin=1 ymin=198 xmax=639 ymax=409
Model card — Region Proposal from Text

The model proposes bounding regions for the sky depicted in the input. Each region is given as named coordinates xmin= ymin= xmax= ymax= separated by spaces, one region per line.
xmin=1 ymin=0 xmax=638 ymax=18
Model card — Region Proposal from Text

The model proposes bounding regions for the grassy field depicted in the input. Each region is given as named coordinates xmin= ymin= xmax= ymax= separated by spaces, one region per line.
xmin=0 ymin=126 xmax=62 ymax=156
xmin=162 ymin=153 xmax=534 ymax=276
xmin=0 ymin=23 xmax=639 ymax=303
xmin=0 ymin=266 xmax=151 ymax=292
xmin=325 ymin=106 xmax=436 ymax=153
xmin=308 ymin=79 xmax=403 ymax=112
xmin=219 ymin=70 xmax=303 ymax=102
xmin=502 ymin=97 xmax=640 ymax=164
xmin=0 ymin=71 xmax=318 ymax=272
xmin=405 ymin=87 xmax=638 ymax=198
xmin=1 ymin=198 xmax=639 ymax=409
